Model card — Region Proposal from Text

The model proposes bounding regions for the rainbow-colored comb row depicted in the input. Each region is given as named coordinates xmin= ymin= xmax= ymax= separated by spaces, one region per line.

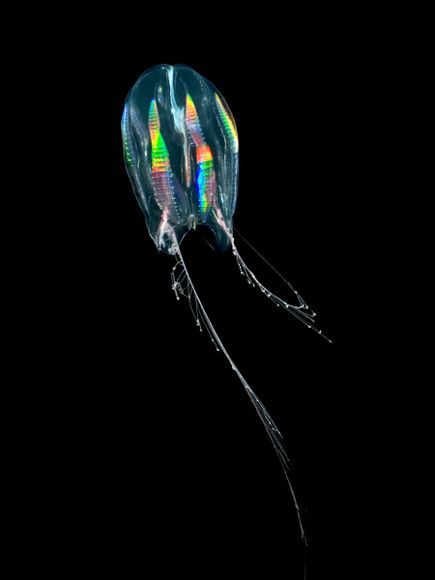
xmin=185 ymin=94 xmax=216 ymax=217
xmin=148 ymin=99 xmax=179 ymax=218
xmin=121 ymin=106 xmax=133 ymax=167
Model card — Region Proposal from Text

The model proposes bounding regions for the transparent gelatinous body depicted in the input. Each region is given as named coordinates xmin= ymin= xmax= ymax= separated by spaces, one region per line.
xmin=121 ymin=64 xmax=239 ymax=254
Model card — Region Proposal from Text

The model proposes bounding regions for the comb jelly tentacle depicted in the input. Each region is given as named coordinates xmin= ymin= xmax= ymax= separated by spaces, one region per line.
xmin=167 ymin=228 xmax=308 ymax=551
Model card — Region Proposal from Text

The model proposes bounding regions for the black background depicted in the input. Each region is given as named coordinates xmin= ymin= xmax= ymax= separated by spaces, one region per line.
xmin=31 ymin=41 xmax=376 ymax=578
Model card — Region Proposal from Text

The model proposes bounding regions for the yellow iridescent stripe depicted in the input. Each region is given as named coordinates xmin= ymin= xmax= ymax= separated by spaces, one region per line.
xmin=185 ymin=93 xmax=204 ymax=148
xmin=215 ymin=93 xmax=238 ymax=152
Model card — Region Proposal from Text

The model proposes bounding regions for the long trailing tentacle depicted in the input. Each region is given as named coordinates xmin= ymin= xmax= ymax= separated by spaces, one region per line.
xmin=233 ymin=228 xmax=332 ymax=343
xmin=169 ymin=232 xmax=307 ymax=548
xmin=213 ymin=208 xmax=332 ymax=343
